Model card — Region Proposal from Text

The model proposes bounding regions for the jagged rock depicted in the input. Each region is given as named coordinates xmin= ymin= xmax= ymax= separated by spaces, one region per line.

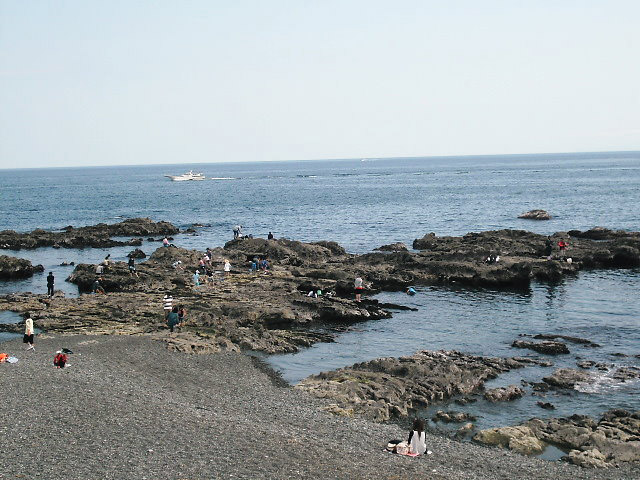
xmin=128 ymin=248 xmax=147 ymax=259
xmin=484 ymin=385 xmax=525 ymax=402
xmin=0 ymin=218 xmax=178 ymax=250
xmin=432 ymin=410 xmax=477 ymax=423
xmin=296 ymin=350 xmax=530 ymax=421
xmin=543 ymin=368 xmax=591 ymax=389
xmin=474 ymin=425 xmax=546 ymax=455
xmin=375 ymin=242 xmax=408 ymax=252
xmin=512 ymin=339 xmax=570 ymax=355
xmin=518 ymin=210 xmax=551 ymax=220
xmin=455 ymin=422 xmax=475 ymax=438
xmin=536 ymin=402 xmax=555 ymax=410
xmin=566 ymin=449 xmax=611 ymax=468
xmin=454 ymin=396 xmax=478 ymax=405
xmin=0 ymin=255 xmax=44 ymax=279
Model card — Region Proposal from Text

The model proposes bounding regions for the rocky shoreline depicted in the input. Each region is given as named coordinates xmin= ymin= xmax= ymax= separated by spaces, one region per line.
xmin=1 ymin=334 xmax=637 ymax=480
xmin=1 ymin=219 xmax=639 ymax=473
xmin=0 ymin=217 xmax=178 ymax=250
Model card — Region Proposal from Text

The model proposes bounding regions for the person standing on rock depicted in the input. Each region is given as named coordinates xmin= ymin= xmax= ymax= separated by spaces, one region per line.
xmin=354 ymin=276 xmax=364 ymax=302
xmin=167 ymin=306 xmax=180 ymax=333
xmin=558 ymin=239 xmax=569 ymax=259
xmin=544 ymin=236 xmax=553 ymax=259
xmin=223 ymin=259 xmax=231 ymax=277
xmin=163 ymin=294 xmax=173 ymax=320
xmin=128 ymin=256 xmax=139 ymax=278
xmin=46 ymin=272 xmax=55 ymax=297
xmin=178 ymin=305 xmax=187 ymax=326
xmin=23 ymin=313 xmax=35 ymax=351
xmin=267 ymin=232 xmax=274 ymax=240
xmin=193 ymin=270 xmax=201 ymax=286
xmin=163 ymin=237 xmax=169 ymax=247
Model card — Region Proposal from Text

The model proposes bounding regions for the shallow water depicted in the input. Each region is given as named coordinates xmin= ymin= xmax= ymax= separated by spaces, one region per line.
xmin=266 ymin=270 xmax=640 ymax=431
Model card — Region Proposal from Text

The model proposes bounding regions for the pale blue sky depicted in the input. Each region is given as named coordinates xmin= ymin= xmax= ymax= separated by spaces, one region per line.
xmin=1 ymin=0 xmax=638 ymax=168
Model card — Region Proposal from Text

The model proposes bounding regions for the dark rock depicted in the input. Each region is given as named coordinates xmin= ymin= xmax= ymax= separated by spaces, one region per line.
xmin=512 ymin=339 xmax=570 ymax=355
xmin=532 ymin=333 xmax=600 ymax=347
xmin=0 ymin=255 xmax=44 ymax=279
xmin=536 ymin=402 xmax=555 ymax=410
xmin=454 ymin=396 xmax=477 ymax=405
xmin=0 ymin=218 xmax=179 ymax=250
xmin=128 ymin=248 xmax=147 ymax=259
xmin=432 ymin=410 xmax=477 ymax=423
xmin=375 ymin=242 xmax=408 ymax=252
xmin=518 ymin=210 xmax=551 ymax=220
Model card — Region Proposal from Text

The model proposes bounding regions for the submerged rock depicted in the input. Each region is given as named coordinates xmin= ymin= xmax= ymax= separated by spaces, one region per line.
xmin=512 ymin=339 xmax=570 ymax=355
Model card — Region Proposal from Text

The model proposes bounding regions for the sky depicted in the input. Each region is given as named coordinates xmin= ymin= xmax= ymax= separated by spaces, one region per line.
xmin=1 ymin=0 xmax=639 ymax=169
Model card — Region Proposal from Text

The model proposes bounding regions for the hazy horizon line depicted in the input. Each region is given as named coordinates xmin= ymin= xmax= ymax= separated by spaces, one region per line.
xmin=2 ymin=149 xmax=638 ymax=171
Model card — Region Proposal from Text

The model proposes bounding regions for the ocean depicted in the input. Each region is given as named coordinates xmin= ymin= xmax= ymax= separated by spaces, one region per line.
xmin=1 ymin=151 xmax=639 ymax=441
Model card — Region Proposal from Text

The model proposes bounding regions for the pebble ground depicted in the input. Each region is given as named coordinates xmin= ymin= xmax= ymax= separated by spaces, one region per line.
xmin=1 ymin=335 xmax=637 ymax=480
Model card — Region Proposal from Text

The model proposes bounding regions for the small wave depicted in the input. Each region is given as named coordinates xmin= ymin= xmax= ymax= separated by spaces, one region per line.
xmin=574 ymin=367 xmax=640 ymax=394
xmin=297 ymin=175 xmax=318 ymax=178
xmin=210 ymin=177 xmax=237 ymax=180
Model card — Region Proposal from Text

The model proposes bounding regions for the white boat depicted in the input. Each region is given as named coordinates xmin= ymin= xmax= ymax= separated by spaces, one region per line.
xmin=165 ymin=170 xmax=206 ymax=181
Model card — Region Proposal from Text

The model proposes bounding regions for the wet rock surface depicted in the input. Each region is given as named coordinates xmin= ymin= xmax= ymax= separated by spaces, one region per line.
xmin=295 ymin=350 xmax=530 ymax=422
xmin=0 ymin=217 xmax=178 ymax=250
xmin=0 ymin=255 xmax=44 ymax=279
xmin=433 ymin=410 xmax=477 ymax=423
xmin=484 ymin=385 xmax=525 ymax=402
xmin=475 ymin=410 xmax=640 ymax=468
xmin=512 ymin=339 xmax=570 ymax=355
xmin=543 ymin=368 xmax=592 ymax=389
xmin=518 ymin=210 xmax=552 ymax=220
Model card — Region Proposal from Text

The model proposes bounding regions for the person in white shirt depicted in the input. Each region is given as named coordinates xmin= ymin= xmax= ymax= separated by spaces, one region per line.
xmin=408 ymin=418 xmax=427 ymax=455
xmin=23 ymin=313 xmax=35 ymax=351
xmin=163 ymin=294 xmax=173 ymax=320
xmin=354 ymin=276 xmax=364 ymax=302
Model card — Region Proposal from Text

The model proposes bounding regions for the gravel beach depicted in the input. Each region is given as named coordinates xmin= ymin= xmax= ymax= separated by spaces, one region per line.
xmin=1 ymin=334 xmax=637 ymax=480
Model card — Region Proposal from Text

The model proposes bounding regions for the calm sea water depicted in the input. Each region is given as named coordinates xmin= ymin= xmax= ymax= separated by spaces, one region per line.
xmin=1 ymin=152 xmax=639 ymax=437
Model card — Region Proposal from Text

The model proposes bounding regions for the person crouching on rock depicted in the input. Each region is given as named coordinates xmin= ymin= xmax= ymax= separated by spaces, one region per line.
xmin=408 ymin=418 xmax=427 ymax=455
xmin=167 ymin=306 xmax=180 ymax=333
xmin=92 ymin=277 xmax=106 ymax=294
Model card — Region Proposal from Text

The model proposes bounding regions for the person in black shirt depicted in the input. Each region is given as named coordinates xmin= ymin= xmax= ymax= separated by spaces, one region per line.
xmin=46 ymin=272 xmax=55 ymax=297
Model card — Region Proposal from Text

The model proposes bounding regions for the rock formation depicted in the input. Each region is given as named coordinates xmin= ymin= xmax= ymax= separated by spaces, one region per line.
xmin=0 ymin=218 xmax=178 ymax=250
xmin=296 ymin=350 xmax=531 ymax=422
xmin=518 ymin=210 xmax=551 ymax=220
xmin=0 ymin=255 xmax=44 ymax=279
xmin=475 ymin=410 xmax=640 ymax=468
